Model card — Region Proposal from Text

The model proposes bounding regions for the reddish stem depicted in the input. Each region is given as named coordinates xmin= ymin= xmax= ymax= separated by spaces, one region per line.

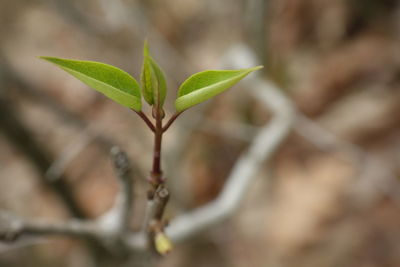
xmin=151 ymin=109 xmax=163 ymax=185
xmin=135 ymin=110 xmax=155 ymax=132
xmin=162 ymin=111 xmax=183 ymax=132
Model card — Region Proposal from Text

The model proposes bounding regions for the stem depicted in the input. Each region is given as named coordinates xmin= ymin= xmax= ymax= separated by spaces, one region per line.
xmin=134 ymin=110 xmax=156 ymax=132
xmin=162 ymin=111 xmax=183 ymax=132
xmin=150 ymin=107 xmax=163 ymax=186
xmin=144 ymin=101 xmax=181 ymax=253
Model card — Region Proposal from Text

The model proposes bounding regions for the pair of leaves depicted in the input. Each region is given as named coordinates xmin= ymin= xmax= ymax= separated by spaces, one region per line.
xmin=40 ymin=44 xmax=261 ymax=112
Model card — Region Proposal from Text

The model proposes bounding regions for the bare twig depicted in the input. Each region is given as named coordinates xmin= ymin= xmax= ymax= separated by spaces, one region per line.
xmin=141 ymin=185 xmax=171 ymax=252
xmin=142 ymin=185 xmax=169 ymax=232
xmin=98 ymin=147 xmax=133 ymax=233
xmin=0 ymin=148 xmax=136 ymax=247
xmin=0 ymin=212 xmax=98 ymax=241
xmin=141 ymin=186 xmax=169 ymax=235
xmin=23 ymin=219 xmax=98 ymax=238
xmin=152 ymin=186 xmax=170 ymax=221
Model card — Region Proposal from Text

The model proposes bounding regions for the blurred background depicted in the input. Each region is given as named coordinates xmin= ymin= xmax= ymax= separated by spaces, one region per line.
xmin=0 ymin=0 xmax=400 ymax=266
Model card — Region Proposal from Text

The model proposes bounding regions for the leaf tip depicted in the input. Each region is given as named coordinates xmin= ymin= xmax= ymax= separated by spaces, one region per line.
xmin=249 ymin=65 xmax=263 ymax=72
xmin=38 ymin=56 xmax=60 ymax=64
xmin=38 ymin=56 xmax=50 ymax=61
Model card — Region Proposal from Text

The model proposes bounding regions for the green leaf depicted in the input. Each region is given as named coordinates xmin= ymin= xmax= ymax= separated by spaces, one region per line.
xmin=175 ymin=66 xmax=262 ymax=112
xmin=140 ymin=41 xmax=167 ymax=107
xmin=40 ymin=57 xmax=142 ymax=111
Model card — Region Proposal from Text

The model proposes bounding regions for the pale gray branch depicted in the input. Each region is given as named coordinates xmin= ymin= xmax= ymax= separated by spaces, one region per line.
xmin=0 ymin=147 xmax=135 ymax=250
xmin=0 ymin=212 xmax=98 ymax=241
xmin=98 ymin=147 xmax=134 ymax=234
xmin=23 ymin=219 xmax=98 ymax=237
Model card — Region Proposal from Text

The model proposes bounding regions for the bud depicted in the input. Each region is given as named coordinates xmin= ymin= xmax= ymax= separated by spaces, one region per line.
xmin=155 ymin=231 xmax=173 ymax=255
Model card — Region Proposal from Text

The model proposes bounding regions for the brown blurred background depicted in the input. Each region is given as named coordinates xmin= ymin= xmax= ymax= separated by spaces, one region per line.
xmin=0 ymin=0 xmax=400 ymax=266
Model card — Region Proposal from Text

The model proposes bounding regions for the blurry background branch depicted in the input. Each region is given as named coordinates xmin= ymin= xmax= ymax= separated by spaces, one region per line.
xmin=0 ymin=147 xmax=137 ymax=251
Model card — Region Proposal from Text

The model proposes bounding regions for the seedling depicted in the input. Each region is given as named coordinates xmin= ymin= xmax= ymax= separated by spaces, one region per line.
xmin=40 ymin=41 xmax=262 ymax=254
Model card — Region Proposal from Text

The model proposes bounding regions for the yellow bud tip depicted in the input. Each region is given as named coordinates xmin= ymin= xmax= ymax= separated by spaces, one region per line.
xmin=155 ymin=232 xmax=173 ymax=255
